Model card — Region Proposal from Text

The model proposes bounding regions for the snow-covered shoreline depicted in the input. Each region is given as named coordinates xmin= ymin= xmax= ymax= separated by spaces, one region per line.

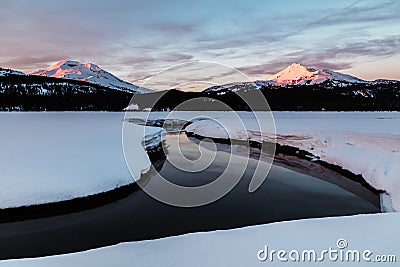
xmin=3 ymin=212 xmax=399 ymax=266
xmin=0 ymin=113 xmax=163 ymax=209
xmin=123 ymin=111 xmax=400 ymax=211
xmin=121 ymin=111 xmax=400 ymax=212
xmin=185 ymin=112 xmax=400 ymax=212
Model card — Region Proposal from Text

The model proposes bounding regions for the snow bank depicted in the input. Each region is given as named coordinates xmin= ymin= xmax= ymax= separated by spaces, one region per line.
xmin=185 ymin=112 xmax=400 ymax=211
xmin=3 ymin=212 xmax=399 ymax=266
xmin=0 ymin=113 xmax=163 ymax=209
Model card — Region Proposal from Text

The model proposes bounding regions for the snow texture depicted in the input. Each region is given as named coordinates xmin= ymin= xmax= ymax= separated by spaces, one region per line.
xmin=0 ymin=112 xmax=162 ymax=209
xmin=3 ymin=212 xmax=399 ymax=266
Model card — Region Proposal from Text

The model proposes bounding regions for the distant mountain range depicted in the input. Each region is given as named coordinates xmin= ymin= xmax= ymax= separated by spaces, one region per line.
xmin=1 ymin=61 xmax=399 ymax=111
xmin=129 ymin=63 xmax=400 ymax=111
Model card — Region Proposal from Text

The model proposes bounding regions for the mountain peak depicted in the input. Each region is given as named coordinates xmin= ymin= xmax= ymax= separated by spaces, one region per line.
xmin=287 ymin=62 xmax=306 ymax=69
xmin=29 ymin=60 xmax=151 ymax=93
xmin=266 ymin=63 xmax=365 ymax=86
xmin=289 ymin=63 xmax=318 ymax=72
xmin=36 ymin=60 xmax=103 ymax=76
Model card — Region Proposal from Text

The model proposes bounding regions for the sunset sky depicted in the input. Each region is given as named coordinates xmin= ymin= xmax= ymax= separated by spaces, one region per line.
xmin=0 ymin=0 xmax=399 ymax=89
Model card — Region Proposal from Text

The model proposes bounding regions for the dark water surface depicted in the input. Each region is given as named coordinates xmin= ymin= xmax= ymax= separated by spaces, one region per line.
xmin=0 ymin=133 xmax=379 ymax=259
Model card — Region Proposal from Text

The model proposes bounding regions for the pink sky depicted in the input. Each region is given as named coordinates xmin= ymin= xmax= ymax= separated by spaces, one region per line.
xmin=1 ymin=0 xmax=399 ymax=87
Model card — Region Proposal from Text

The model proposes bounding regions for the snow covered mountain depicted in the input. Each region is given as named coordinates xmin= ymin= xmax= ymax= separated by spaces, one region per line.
xmin=29 ymin=60 xmax=152 ymax=93
xmin=0 ymin=68 xmax=26 ymax=77
xmin=263 ymin=63 xmax=366 ymax=86
xmin=204 ymin=63 xmax=370 ymax=94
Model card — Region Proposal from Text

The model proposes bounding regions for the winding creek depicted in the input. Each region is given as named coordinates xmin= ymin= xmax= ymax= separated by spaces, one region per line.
xmin=0 ymin=130 xmax=379 ymax=260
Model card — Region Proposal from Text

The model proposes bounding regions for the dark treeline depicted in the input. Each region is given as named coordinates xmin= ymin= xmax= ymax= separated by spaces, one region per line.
xmin=0 ymin=75 xmax=133 ymax=111
xmin=130 ymin=81 xmax=400 ymax=111
xmin=1 ymin=74 xmax=399 ymax=111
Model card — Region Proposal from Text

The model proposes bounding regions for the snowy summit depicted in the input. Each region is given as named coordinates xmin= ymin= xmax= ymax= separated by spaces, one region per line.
xmin=29 ymin=60 xmax=152 ymax=93
xmin=265 ymin=63 xmax=366 ymax=86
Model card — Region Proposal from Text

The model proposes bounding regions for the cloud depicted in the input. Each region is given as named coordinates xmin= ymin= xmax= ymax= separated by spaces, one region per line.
xmin=237 ymin=35 xmax=400 ymax=78
xmin=295 ymin=35 xmax=400 ymax=65
xmin=145 ymin=22 xmax=196 ymax=35
xmin=0 ymin=55 xmax=67 ymax=71
xmin=304 ymin=0 xmax=399 ymax=29
xmin=261 ymin=0 xmax=400 ymax=42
